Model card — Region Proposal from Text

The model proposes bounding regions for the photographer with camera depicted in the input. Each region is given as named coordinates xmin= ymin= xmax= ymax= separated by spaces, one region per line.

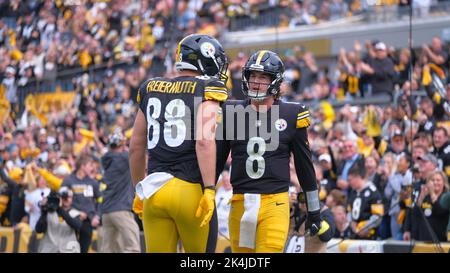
xmin=35 ymin=188 xmax=82 ymax=253
xmin=99 ymin=131 xmax=140 ymax=253
xmin=61 ymin=155 xmax=101 ymax=253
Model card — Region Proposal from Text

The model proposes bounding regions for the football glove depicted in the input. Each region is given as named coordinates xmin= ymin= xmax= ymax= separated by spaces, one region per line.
xmin=305 ymin=210 xmax=322 ymax=236
xmin=132 ymin=195 xmax=144 ymax=220
xmin=195 ymin=188 xmax=215 ymax=227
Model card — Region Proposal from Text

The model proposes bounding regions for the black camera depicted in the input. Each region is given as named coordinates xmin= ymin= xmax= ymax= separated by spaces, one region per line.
xmin=42 ymin=191 xmax=60 ymax=212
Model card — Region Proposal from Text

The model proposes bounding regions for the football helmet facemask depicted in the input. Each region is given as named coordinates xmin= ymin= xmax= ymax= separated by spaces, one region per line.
xmin=242 ymin=50 xmax=284 ymax=101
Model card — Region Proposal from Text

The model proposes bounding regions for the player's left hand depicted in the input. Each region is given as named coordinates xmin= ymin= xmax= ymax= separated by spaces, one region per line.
xmin=195 ymin=188 xmax=215 ymax=227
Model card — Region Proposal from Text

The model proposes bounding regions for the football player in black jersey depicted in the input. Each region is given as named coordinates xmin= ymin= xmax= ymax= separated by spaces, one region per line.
xmin=129 ymin=34 xmax=228 ymax=252
xmin=216 ymin=50 xmax=322 ymax=252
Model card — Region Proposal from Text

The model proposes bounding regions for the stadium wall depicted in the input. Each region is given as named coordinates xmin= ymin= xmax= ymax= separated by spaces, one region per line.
xmin=1 ymin=227 xmax=449 ymax=253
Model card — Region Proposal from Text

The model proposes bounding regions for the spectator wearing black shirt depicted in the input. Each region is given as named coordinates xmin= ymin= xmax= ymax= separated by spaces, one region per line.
xmin=360 ymin=42 xmax=396 ymax=98
xmin=99 ymin=132 xmax=140 ymax=253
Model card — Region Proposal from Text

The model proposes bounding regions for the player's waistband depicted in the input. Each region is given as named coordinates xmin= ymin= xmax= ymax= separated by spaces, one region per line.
xmin=231 ymin=191 xmax=288 ymax=201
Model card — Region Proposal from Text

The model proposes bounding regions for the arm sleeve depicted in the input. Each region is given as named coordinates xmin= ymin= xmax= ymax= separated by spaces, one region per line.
xmin=291 ymin=107 xmax=319 ymax=211
xmin=58 ymin=208 xmax=82 ymax=232
xmin=292 ymin=129 xmax=317 ymax=193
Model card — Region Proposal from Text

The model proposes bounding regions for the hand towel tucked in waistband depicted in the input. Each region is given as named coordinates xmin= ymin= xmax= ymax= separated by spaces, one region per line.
xmin=135 ymin=172 xmax=174 ymax=200
xmin=239 ymin=193 xmax=261 ymax=249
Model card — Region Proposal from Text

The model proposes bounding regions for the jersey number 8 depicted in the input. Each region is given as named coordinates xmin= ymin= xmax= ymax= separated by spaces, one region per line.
xmin=352 ymin=197 xmax=362 ymax=220
xmin=246 ymin=137 xmax=266 ymax=179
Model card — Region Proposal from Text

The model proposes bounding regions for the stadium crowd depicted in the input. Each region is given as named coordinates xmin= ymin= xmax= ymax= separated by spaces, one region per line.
xmin=1 ymin=0 xmax=450 ymax=253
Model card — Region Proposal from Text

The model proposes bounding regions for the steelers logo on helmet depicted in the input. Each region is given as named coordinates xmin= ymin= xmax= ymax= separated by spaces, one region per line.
xmin=200 ymin=42 xmax=216 ymax=58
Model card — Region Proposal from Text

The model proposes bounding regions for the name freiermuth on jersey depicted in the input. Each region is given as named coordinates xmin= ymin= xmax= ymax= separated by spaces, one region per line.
xmin=137 ymin=75 xmax=227 ymax=184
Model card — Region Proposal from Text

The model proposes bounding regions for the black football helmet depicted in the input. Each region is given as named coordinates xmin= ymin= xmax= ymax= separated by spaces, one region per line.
xmin=242 ymin=50 xmax=284 ymax=100
xmin=175 ymin=34 xmax=228 ymax=82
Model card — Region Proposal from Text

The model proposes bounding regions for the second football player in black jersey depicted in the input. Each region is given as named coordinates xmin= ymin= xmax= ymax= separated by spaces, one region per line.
xmin=216 ymin=50 xmax=322 ymax=253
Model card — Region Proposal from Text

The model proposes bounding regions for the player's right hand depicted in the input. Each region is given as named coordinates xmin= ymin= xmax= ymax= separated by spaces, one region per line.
xmin=195 ymin=188 xmax=215 ymax=227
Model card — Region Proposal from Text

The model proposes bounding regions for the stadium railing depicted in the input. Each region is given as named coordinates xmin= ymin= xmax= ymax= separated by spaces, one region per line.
xmin=227 ymin=1 xmax=450 ymax=32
